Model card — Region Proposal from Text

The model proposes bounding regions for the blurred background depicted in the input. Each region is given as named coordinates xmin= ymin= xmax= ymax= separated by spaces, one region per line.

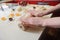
xmin=0 ymin=0 xmax=59 ymax=6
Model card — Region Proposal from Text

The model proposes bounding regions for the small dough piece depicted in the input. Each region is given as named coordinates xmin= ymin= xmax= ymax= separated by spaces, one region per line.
xmin=18 ymin=23 xmax=28 ymax=31
xmin=15 ymin=13 xmax=21 ymax=16
xmin=16 ymin=6 xmax=22 ymax=12
xmin=1 ymin=17 xmax=7 ymax=21
xmin=9 ymin=13 xmax=14 ymax=18
xmin=17 ymin=8 xmax=22 ymax=12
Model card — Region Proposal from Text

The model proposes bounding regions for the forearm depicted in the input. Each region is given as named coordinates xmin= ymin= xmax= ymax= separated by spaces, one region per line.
xmin=42 ymin=17 xmax=60 ymax=28
xmin=43 ymin=3 xmax=60 ymax=15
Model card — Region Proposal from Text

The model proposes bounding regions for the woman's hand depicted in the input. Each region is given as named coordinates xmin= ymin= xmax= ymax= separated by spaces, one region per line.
xmin=26 ymin=3 xmax=60 ymax=17
xmin=26 ymin=10 xmax=44 ymax=17
xmin=20 ymin=17 xmax=44 ymax=28
xmin=20 ymin=17 xmax=60 ymax=28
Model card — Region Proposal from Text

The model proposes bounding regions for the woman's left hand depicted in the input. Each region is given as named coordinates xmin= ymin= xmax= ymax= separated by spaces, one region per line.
xmin=20 ymin=17 xmax=44 ymax=28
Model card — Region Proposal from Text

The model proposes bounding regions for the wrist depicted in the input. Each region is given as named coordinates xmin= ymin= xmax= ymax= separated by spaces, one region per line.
xmin=56 ymin=4 xmax=60 ymax=8
xmin=42 ymin=19 xmax=47 ymax=27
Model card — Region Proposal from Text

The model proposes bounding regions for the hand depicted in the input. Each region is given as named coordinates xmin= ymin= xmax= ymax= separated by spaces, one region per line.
xmin=26 ymin=3 xmax=60 ymax=17
xmin=20 ymin=17 xmax=44 ymax=28
xmin=20 ymin=17 xmax=60 ymax=28
xmin=26 ymin=9 xmax=52 ymax=17
xmin=26 ymin=10 xmax=44 ymax=17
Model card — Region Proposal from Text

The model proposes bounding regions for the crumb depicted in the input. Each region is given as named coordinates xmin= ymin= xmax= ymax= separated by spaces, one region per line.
xmin=33 ymin=6 xmax=36 ymax=9
xmin=9 ymin=18 xmax=13 ymax=21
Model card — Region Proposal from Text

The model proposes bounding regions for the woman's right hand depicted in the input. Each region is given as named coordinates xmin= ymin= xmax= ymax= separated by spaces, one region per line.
xmin=26 ymin=7 xmax=53 ymax=17
xmin=26 ymin=3 xmax=60 ymax=17
xmin=26 ymin=10 xmax=45 ymax=17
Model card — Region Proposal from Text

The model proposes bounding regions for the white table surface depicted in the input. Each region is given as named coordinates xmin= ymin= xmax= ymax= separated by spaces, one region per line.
xmin=0 ymin=4 xmax=52 ymax=40
xmin=0 ymin=10 xmax=44 ymax=40
xmin=0 ymin=19 xmax=44 ymax=40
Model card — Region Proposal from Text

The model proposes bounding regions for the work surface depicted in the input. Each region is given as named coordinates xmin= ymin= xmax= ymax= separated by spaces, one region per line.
xmin=0 ymin=20 xmax=44 ymax=40
xmin=0 ymin=4 xmax=52 ymax=40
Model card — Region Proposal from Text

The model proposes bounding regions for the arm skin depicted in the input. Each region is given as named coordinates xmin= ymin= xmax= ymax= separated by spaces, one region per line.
xmin=20 ymin=4 xmax=60 ymax=28
xmin=38 ymin=3 xmax=60 ymax=16
xmin=26 ymin=4 xmax=60 ymax=17
xmin=21 ymin=17 xmax=60 ymax=28
xmin=42 ymin=17 xmax=60 ymax=28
